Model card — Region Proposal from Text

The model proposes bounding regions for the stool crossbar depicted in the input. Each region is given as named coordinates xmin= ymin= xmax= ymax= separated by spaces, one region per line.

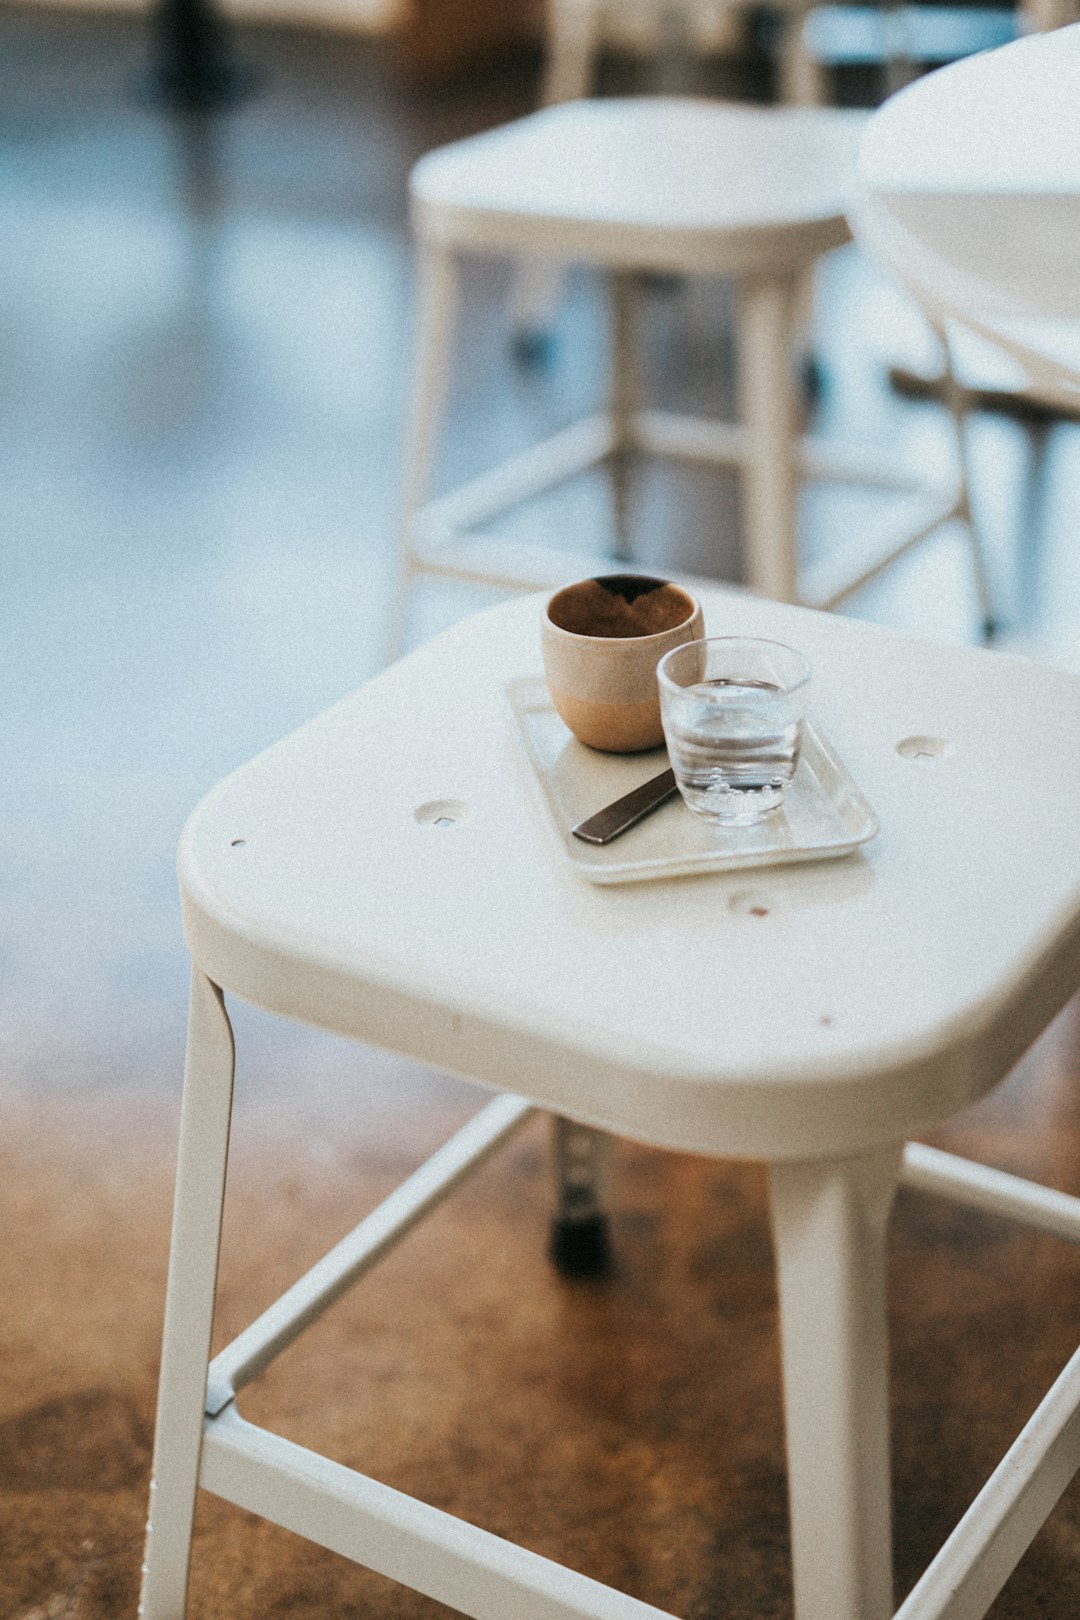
xmin=893 ymin=1144 xmax=1080 ymax=1620
xmin=407 ymin=391 xmax=969 ymax=613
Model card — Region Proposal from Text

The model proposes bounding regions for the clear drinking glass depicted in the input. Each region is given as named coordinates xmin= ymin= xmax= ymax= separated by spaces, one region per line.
xmin=657 ymin=636 xmax=811 ymax=825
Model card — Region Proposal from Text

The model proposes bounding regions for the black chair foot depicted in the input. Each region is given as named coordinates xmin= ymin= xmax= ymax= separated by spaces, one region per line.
xmin=640 ymin=271 xmax=683 ymax=296
xmin=549 ymin=1213 xmax=613 ymax=1278
xmin=140 ymin=56 xmax=257 ymax=112
xmin=800 ymin=352 xmax=827 ymax=405
xmin=140 ymin=0 xmax=258 ymax=114
xmin=511 ymin=328 xmax=556 ymax=369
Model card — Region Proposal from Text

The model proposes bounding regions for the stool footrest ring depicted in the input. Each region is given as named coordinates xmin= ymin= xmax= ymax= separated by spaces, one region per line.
xmin=200 ymin=1404 xmax=678 ymax=1620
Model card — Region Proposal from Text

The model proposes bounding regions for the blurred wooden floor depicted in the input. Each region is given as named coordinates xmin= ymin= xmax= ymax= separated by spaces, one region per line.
xmin=3 ymin=10 xmax=1080 ymax=1618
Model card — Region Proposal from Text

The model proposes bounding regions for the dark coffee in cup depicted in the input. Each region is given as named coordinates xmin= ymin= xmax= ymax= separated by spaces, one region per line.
xmin=547 ymin=575 xmax=699 ymax=640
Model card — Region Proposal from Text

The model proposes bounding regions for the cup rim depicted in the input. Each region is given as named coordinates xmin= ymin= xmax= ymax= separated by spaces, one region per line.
xmin=656 ymin=634 xmax=811 ymax=696
xmin=544 ymin=576 xmax=700 ymax=645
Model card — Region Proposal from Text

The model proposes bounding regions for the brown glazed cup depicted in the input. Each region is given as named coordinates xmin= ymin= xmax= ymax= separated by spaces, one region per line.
xmin=541 ymin=575 xmax=704 ymax=752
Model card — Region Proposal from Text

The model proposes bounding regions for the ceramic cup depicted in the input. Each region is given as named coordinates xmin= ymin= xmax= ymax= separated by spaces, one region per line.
xmin=542 ymin=575 xmax=704 ymax=752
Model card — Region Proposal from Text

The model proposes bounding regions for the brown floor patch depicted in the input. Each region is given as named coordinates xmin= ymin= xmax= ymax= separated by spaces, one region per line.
xmin=0 ymin=1389 xmax=151 ymax=1493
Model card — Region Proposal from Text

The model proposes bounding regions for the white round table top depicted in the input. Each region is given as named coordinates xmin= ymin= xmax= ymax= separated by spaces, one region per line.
xmin=851 ymin=23 xmax=1080 ymax=404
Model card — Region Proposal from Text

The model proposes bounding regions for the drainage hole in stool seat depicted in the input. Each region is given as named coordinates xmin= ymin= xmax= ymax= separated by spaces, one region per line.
xmin=414 ymin=798 xmax=471 ymax=827
xmin=896 ymin=735 xmax=954 ymax=762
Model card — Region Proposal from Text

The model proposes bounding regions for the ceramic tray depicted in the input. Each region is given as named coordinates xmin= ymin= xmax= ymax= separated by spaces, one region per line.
xmin=503 ymin=675 xmax=879 ymax=885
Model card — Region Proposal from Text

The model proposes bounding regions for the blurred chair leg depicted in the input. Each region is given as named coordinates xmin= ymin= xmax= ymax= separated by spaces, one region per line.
xmin=609 ymin=270 xmax=644 ymax=562
xmin=510 ymin=0 xmax=603 ymax=360
xmin=541 ymin=0 xmax=602 ymax=104
xmin=549 ymin=1116 xmax=615 ymax=1277
xmin=390 ymin=243 xmax=462 ymax=661
xmin=140 ymin=969 xmax=235 ymax=1620
xmin=739 ymin=275 xmax=801 ymax=603
xmin=933 ymin=320 xmax=999 ymax=640
xmin=778 ymin=1 xmax=830 ymax=106
xmin=511 ymin=261 xmax=566 ymax=366
xmin=1018 ymin=415 xmax=1055 ymax=619
xmin=1017 ymin=0 xmax=1080 ymax=31
xmin=774 ymin=15 xmax=828 ymax=430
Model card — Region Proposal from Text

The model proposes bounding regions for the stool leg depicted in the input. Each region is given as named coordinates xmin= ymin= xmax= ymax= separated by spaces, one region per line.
xmin=768 ymin=1147 xmax=902 ymax=1620
xmin=778 ymin=2 xmax=829 ymax=106
xmin=1020 ymin=0 xmax=1080 ymax=28
xmin=738 ymin=276 xmax=801 ymax=604
xmin=541 ymin=0 xmax=601 ymax=105
xmin=389 ymin=243 xmax=462 ymax=661
xmin=932 ymin=320 xmax=999 ymax=640
xmin=140 ymin=968 xmax=236 ymax=1620
xmin=609 ymin=271 xmax=643 ymax=562
xmin=511 ymin=260 xmax=565 ymax=366
xmin=548 ymin=1116 xmax=614 ymax=1277
xmin=509 ymin=0 xmax=600 ymax=356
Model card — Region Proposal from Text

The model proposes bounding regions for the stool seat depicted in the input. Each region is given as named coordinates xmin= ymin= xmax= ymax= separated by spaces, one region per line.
xmin=412 ymin=98 xmax=866 ymax=277
xmin=180 ymin=587 xmax=1080 ymax=1162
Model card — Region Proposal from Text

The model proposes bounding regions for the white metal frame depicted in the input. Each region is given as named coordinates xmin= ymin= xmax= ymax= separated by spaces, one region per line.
xmin=141 ymin=966 xmax=1080 ymax=1620
xmin=397 ymin=247 xmax=993 ymax=653
xmin=895 ymin=1143 xmax=1080 ymax=1619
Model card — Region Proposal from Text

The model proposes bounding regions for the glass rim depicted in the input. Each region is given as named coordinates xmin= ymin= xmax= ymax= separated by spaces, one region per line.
xmin=656 ymin=635 xmax=812 ymax=697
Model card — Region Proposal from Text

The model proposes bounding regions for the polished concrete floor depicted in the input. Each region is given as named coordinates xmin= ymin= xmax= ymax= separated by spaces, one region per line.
xmin=4 ymin=9 xmax=1080 ymax=1618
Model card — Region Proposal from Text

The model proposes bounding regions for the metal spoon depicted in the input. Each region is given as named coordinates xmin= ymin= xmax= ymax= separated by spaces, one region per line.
xmin=571 ymin=768 xmax=678 ymax=845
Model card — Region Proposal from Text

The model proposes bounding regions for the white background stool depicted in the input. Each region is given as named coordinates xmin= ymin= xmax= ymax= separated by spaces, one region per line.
xmin=142 ymin=585 xmax=1080 ymax=1620
xmin=397 ymin=99 xmax=992 ymax=652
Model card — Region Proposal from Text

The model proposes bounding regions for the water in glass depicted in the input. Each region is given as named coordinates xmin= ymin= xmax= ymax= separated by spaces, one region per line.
xmin=664 ymin=676 xmax=802 ymax=823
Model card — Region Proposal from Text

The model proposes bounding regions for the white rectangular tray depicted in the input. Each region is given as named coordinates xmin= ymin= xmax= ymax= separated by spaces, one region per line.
xmin=504 ymin=675 xmax=878 ymax=885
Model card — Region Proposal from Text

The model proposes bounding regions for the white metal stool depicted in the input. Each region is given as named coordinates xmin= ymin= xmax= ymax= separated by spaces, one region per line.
xmin=142 ymin=585 xmax=1080 ymax=1620
xmin=397 ymin=98 xmax=992 ymax=652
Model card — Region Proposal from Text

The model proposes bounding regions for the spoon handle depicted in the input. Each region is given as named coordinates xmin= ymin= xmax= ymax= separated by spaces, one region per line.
xmin=571 ymin=768 xmax=678 ymax=845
